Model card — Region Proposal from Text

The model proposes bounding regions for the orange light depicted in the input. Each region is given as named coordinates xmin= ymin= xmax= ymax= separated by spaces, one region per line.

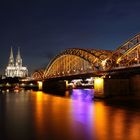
xmin=37 ymin=81 xmax=43 ymax=90
xmin=116 ymin=58 xmax=121 ymax=64
xmin=65 ymin=80 xmax=68 ymax=89
xmin=94 ymin=77 xmax=104 ymax=95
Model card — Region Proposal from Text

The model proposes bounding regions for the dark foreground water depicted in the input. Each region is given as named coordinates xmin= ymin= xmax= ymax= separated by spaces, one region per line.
xmin=0 ymin=89 xmax=140 ymax=140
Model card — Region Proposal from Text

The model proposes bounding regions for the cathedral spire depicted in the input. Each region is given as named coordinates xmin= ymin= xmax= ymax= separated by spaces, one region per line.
xmin=10 ymin=47 xmax=14 ymax=59
xmin=16 ymin=47 xmax=22 ymax=67
xmin=17 ymin=47 xmax=21 ymax=59
xmin=8 ymin=47 xmax=14 ymax=66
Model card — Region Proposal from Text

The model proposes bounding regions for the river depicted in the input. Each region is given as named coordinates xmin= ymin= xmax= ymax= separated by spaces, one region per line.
xmin=0 ymin=89 xmax=140 ymax=140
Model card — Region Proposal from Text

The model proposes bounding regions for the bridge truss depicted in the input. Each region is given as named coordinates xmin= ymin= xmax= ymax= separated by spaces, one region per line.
xmin=32 ymin=33 xmax=140 ymax=80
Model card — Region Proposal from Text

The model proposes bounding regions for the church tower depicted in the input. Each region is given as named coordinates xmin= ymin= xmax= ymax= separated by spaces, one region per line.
xmin=5 ymin=47 xmax=28 ymax=78
xmin=8 ymin=47 xmax=14 ymax=66
xmin=16 ymin=47 xmax=22 ymax=67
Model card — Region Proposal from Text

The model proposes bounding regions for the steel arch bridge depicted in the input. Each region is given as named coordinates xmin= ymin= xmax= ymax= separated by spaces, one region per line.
xmin=32 ymin=33 xmax=140 ymax=80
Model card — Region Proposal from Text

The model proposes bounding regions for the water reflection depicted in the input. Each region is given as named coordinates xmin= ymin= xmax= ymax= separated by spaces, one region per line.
xmin=70 ymin=96 xmax=94 ymax=140
xmin=0 ymin=90 xmax=140 ymax=140
xmin=70 ymin=89 xmax=94 ymax=102
xmin=94 ymin=101 xmax=140 ymax=140
xmin=33 ymin=91 xmax=49 ymax=139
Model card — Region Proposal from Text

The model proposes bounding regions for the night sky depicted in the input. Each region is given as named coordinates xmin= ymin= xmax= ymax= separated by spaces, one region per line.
xmin=0 ymin=0 xmax=140 ymax=74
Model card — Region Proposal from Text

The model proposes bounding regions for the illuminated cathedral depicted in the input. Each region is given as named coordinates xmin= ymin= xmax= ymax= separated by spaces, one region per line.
xmin=5 ymin=47 xmax=28 ymax=77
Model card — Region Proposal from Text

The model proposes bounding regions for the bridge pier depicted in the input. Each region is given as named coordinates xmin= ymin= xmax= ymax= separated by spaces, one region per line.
xmin=42 ymin=79 xmax=66 ymax=95
xmin=37 ymin=81 xmax=43 ymax=90
xmin=94 ymin=77 xmax=104 ymax=98
xmin=130 ymin=75 xmax=140 ymax=96
xmin=94 ymin=77 xmax=130 ymax=98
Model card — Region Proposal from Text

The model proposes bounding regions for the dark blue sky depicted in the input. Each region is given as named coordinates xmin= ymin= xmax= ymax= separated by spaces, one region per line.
xmin=0 ymin=0 xmax=140 ymax=74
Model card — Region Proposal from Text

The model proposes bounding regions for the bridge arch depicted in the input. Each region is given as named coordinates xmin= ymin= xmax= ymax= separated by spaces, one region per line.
xmin=43 ymin=48 xmax=111 ymax=78
xmin=107 ymin=33 xmax=140 ymax=68
xmin=32 ymin=69 xmax=45 ymax=80
xmin=32 ymin=33 xmax=140 ymax=80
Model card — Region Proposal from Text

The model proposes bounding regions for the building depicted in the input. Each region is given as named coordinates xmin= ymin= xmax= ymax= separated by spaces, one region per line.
xmin=5 ymin=47 xmax=28 ymax=78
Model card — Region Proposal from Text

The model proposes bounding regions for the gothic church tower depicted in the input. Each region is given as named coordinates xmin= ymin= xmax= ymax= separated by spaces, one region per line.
xmin=16 ymin=47 xmax=22 ymax=67
xmin=5 ymin=47 xmax=28 ymax=77
xmin=8 ymin=47 xmax=14 ymax=67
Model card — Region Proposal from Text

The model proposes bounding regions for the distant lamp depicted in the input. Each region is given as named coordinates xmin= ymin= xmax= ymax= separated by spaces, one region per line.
xmin=116 ymin=58 xmax=121 ymax=64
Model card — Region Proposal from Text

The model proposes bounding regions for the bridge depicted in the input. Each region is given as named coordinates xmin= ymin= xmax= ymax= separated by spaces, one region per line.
xmin=32 ymin=33 xmax=140 ymax=97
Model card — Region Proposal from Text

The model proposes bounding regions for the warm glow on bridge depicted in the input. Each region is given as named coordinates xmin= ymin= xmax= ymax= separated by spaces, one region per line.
xmin=37 ymin=81 xmax=43 ymax=90
xmin=94 ymin=77 xmax=104 ymax=96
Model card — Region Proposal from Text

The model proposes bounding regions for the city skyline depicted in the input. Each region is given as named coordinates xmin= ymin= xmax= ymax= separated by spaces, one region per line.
xmin=0 ymin=0 xmax=140 ymax=74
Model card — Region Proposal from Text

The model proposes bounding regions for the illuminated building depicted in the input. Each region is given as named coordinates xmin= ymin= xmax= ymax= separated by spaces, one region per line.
xmin=5 ymin=47 xmax=28 ymax=77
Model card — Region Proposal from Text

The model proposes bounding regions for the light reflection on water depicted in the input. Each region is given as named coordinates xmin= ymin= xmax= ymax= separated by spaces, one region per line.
xmin=70 ymin=89 xmax=94 ymax=102
xmin=0 ymin=90 xmax=140 ymax=140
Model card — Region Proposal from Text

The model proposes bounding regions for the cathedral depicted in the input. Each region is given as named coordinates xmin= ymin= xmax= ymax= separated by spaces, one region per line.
xmin=5 ymin=47 xmax=28 ymax=78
